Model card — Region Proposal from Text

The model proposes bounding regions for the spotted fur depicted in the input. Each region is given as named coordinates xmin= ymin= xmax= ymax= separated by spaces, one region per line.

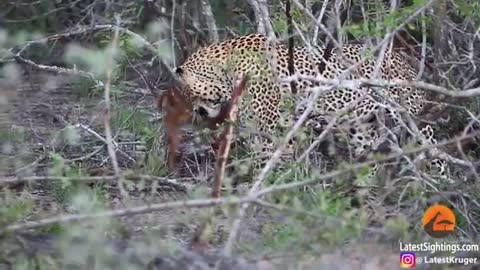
xmin=174 ymin=34 xmax=447 ymax=174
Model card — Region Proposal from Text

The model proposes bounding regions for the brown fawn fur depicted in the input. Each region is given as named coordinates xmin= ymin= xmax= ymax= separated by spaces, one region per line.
xmin=155 ymin=86 xmax=230 ymax=171
xmin=155 ymin=87 xmax=193 ymax=172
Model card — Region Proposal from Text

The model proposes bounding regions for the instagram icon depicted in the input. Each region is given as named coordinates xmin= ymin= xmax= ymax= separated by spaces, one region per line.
xmin=400 ymin=252 xmax=416 ymax=268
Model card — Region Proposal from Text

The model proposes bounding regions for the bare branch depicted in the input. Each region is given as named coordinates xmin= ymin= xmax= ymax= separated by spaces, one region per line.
xmin=280 ymin=74 xmax=480 ymax=98
xmin=432 ymin=0 xmax=448 ymax=83
xmin=246 ymin=0 xmax=275 ymax=38
xmin=0 ymin=174 xmax=192 ymax=191
xmin=13 ymin=55 xmax=99 ymax=82
xmin=170 ymin=0 xmax=177 ymax=67
xmin=222 ymin=85 xmax=326 ymax=256
xmin=4 ymin=129 xmax=477 ymax=234
xmin=286 ymin=0 xmax=297 ymax=94
xmin=7 ymin=24 xmax=176 ymax=78
xmin=2 ymin=196 xmax=250 ymax=233
xmin=103 ymin=16 xmax=122 ymax=187
xmin=212 ymin=75 xmax=248 ymax=198
xmin=257 ymin=131 xmax=480 ymax=198
xmin=201 ymin=0 xmax=219 ymax=42
xmin=292 ymin=0 xmax=436 ymax=77
xmin=312 ymin=0 xmax=329 ymax=45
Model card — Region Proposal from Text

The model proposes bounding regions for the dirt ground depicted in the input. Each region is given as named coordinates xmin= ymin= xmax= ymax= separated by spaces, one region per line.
xmin=2 ymin=64 xmax=478 ymax=270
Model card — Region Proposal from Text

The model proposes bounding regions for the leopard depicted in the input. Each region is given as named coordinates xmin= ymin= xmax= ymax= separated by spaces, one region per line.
xmin=172 ymin=33 xmax=449 ymax=178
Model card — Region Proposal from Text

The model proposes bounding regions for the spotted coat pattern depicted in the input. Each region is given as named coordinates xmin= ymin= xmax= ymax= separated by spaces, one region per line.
xmin=174 ymin=34 xmax=446 ymax=174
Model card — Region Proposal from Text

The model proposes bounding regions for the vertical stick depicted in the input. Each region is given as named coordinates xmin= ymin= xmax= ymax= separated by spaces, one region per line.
xmin=103 ymin=16 xmax=128 ymax=198
xmin=211 ymin=75 xmax=249 ymax=198
xmin=286 ymin=0 xmax=297 ymax=94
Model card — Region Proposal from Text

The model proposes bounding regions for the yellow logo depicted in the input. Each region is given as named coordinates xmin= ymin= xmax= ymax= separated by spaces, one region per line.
xmin=422 ymin=204 xmax=455 ymax=238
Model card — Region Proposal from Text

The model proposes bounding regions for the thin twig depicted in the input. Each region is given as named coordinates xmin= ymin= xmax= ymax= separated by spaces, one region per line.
xmin=222 ymin=86 xmax=324 ymax=257
xmin=246 ymin=0 xmax=275 ymax=38
xmin=2 ymin=196 xmax=251 ymax=233
xmin=74 ymin=123 xmax=135 ymax=163
xmin=170 ymin=0 xmax=177 ymax=68
xmin=103 ymin=16 xmax=122 ymax=189
xmin=13 ymin=54 xmax=99 ymax=82
xmin=201 ymin=0 xmax=219 ymax=42
xmin=3 ymin=131 xmax=478 ymax=234
xmin=212 ymin=75 xmax=248 ymax=198
xmin=7 ymin=23 xmax=176 ymax=78
xmin=257 ymin=132 xmax=480 ymax=198
xmin=0 ymin=174 xmax=192 ymax=190
xmin=281 ymin=75 xmax=480 ymax=98
xmin=285 ymin=0 xmax=297 ymax=94
xmin=312 ymin=0 xmax=330 ymax=45
xmin=292 ymin=0 xmax=436 ymax=79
